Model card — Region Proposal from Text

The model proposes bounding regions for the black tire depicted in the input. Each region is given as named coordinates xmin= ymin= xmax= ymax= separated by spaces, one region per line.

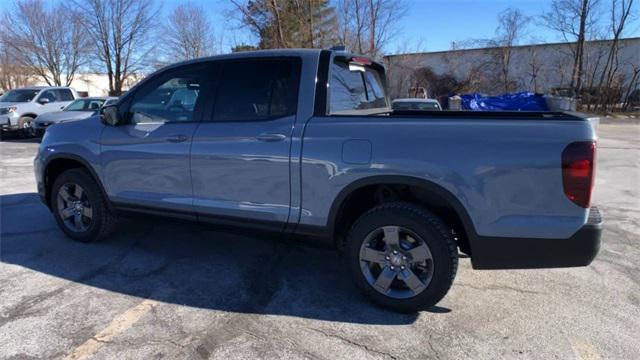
xmin=346 ymin=202 xmax=458 ymax=313
xmin=50 ymin=168 xmax=118 ymax=242
xmin=18 ymin=116 xmax=35 ymax=138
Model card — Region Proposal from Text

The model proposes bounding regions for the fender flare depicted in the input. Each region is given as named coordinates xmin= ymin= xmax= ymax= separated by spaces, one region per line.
xmin=43 ymin=153 xmax=111 ymax=210
xmin=19 ymin=113 xmax=38 ymax=119
xmin=327 ymin=175 xmax=479 ymax=240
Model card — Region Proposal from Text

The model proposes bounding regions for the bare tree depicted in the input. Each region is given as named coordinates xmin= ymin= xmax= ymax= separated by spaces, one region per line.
xmin=0 ymin=40 xmax=34 ymax=91
xmin=526 ymin=47 xmax=542 ymax=93
xmin=542 ymin=0 xmax=600 ymax=93
xmin=489 ymin=8 xmax=530 ymax=93
xmin=596 ymin=0 xmax=635 ymax=109
xmin=1 ymin=0 xmax=91 ymax=86
xmin=337 ymin=0 xmax=408 ymax=58
xmin=72 ymin=0 xmax=159 ymax=96
xmin=384 ymin=40 xmax=427 ymax=98
xmin=165 ymin=2 xmax=216 ymax=61
xmin=621 ymin=62 xmax=640 ymax=110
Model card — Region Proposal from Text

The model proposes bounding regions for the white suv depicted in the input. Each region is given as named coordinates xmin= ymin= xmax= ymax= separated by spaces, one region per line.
xmin=0 ymin=86 xmax=78 ymax=138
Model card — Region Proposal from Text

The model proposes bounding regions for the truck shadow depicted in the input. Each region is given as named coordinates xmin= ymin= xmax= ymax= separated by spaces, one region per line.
xmin=1 ymin=193 xmax=450 ymax=325
xmin=0 ymin=135 xmax=41 ymax=143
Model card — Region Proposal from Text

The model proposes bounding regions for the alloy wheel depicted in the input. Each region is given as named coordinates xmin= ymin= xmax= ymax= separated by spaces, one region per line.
xmin=22 ymin=119 xmax=35 ymax=137
xmin=56 ymin=183 xmax=93 ymax=232
xmin=359 ymin=226 xmax=434 ymax=299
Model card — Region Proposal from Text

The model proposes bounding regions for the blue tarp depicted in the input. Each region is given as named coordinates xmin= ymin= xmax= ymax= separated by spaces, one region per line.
xmin=460 ymin=92 xmax=549 ymax=111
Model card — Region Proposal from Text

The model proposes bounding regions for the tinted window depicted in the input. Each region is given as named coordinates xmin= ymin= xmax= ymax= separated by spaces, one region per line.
xmin=212 ymin=58 xmax=300 ymax=122
xmin=103 ymin=99 xmax=118 ymax=107
xmin=65 ymin=99 xmax=105 ymax=111
xmin=329 ymin=60 xmax=387 ymax=114
xmin=129 ymin=66 xmax=206 ymax=124
xmin=39 ymin=90 xmax=56 ymax=103
xmin=0 ymin=89 xmax=39 ymax=102
xmin=55 ymin=89 xmax=74 ymax=101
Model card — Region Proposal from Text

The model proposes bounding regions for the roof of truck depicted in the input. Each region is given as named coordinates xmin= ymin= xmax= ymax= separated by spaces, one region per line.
xmin=163 ymin=48 xmax=380 ymax=71
xmin=393 ymin=98 xmax=441 ymax=103
xmin=13 ymin=86 xmax=74 ymax=91
xmin=177 ymin=48 xmax=323 ymax=66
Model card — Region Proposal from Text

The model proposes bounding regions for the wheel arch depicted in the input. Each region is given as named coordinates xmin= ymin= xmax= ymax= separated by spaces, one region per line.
xmin=328 ymin=175 xmax=478 ymax=254
xmin=43 ymin=154 xmax=110 ymax=210
xmin=19 ymin=113 xmax=38 ymax=119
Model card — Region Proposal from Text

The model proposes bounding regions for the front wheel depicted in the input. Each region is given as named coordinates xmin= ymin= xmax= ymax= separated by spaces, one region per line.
xmin=51 ymin=168 xmax=118 ymax=242
xmin=346 ymin=202 xmax=458 ymax=313
xmin=18 ymin=116 xmax=35 ymax=138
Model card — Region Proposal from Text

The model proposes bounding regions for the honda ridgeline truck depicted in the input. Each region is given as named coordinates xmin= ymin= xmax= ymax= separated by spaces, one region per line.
xmin=34 ymin=49 xmax=602 ymax=312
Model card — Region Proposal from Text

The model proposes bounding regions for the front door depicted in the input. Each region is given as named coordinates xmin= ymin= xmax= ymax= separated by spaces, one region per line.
xmin=36 ymin=90 xmax=65 ymax=112
xmin=190 ymin=57 xmax=301 ymax=230
xmin=100 ymin=63 xmax=211 ymax=214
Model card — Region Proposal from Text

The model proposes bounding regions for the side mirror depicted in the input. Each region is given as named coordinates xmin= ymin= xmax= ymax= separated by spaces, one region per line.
xmin=38 ymin=98 xmax=50 ymax=105
xmin=101 ymin=105 xmax=121 ymax=126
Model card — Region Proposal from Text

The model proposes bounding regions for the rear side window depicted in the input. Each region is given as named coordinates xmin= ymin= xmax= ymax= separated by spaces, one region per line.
xmin=329 ymin=59 xmax=387 ymax=114
xmin=211 ymin=58 xmax=301 ymax=122
xmin=54 ymin=89 xmax=74 ymax=101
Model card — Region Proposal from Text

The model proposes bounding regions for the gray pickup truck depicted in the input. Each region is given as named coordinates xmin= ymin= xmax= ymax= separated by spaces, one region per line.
xmin=34 ymin=49 xmax=601 ymax=312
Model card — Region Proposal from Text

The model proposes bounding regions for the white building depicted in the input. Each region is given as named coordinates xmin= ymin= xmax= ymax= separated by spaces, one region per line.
xmin=385 ymin=37 xmax=640 ymax=99
xmin=29 ymin=73 xmax=142 ymax=96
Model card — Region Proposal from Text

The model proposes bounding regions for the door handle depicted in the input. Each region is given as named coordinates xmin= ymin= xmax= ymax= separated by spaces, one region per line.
xmin=166 ymin=134 xmax=188 ymax=143
xmin=256 ymin=133 xmax=286 ymax=142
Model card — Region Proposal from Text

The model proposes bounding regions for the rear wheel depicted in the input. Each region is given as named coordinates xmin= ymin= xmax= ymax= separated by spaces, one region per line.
xmin=346 ymin=202 xmax=458 ymax=312
xmin=18 ymin=116 xmax=35 ymax=138
xmin=51 ymin=168 xmax=118 ymax=242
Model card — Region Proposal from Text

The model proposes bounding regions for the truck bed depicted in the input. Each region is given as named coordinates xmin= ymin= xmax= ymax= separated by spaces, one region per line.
xmin=389 ymin=110 xmax=587 ymax=121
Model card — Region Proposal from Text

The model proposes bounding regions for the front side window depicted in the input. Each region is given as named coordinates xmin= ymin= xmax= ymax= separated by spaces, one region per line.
xmin=38 ymin=90 xmax=57 ymax=103
xmin=65 ymin=99 xmax=105 ymax=111
xmin=0 ymin=89 xmax=39 ymax=102
xmin=211 ymin=58 xmax=300 ymax=122
xmin=129 ymin=67 xmax=205 ymax=124
xmin=329 ymin=59 xmax=388 ymax=114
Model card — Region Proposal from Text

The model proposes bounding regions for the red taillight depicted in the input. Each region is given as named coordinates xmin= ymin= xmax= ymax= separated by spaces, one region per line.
xmin=351 ymin=57 xmax=372 ymax=65
xmin=562 ymin=141 xmax=596 ymax=208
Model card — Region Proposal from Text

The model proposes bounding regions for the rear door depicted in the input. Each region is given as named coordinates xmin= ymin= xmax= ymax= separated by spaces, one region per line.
xmin=190 ymin=57 xmax=301 ymax=230
xmin=100 ymin=63 xmax=212 ymax=214
xmin=53 ymin=89 xmax=76 ymax=109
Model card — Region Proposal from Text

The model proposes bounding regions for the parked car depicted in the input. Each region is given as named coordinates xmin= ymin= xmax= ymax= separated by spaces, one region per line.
xmin=33 ymin=97 xmax=118 ymax=136
xmin=0 ymin=86 xmax=78 ymax=138
xmin=34 ymin=49 xmax=601 ymax=312
xmin=392 ymin=98 xmax=442 ymax=111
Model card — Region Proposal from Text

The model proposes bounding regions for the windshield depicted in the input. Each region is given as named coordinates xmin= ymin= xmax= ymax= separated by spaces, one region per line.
xmin=0 ymin=89 xmax=40 ymax=103
xmin=329 ymin=58 xmax=388 ymax=115
xmin=64 ymin=99 xmax=106 ymax=111
xmin=393 ymin=101 xmax=441 ymax=111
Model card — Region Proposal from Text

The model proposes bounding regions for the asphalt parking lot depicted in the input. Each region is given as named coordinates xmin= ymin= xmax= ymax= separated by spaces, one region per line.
xmin=1 ymin=123 xmax=639 ymax=360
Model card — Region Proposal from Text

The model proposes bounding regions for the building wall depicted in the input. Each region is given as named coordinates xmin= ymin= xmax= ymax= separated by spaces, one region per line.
xmin=385 ymin=38 xmax=640 ymax=98
xmin=29 ymin=73 xmax=142 ymax=96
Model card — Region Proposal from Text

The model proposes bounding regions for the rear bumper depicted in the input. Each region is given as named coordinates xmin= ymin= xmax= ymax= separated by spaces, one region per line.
xmin=470 ymin=207 xmax=602 ymax=269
